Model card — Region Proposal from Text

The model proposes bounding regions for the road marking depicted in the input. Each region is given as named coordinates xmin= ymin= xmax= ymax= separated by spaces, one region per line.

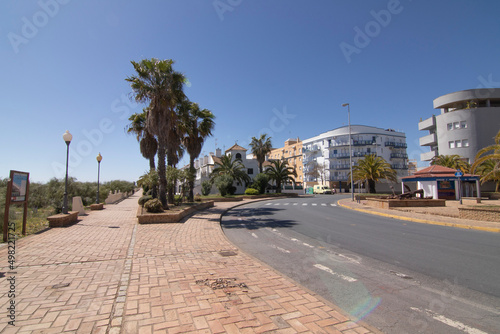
xmin=251 ymin=233 xmax=258 ymax=238
xmin=265 ymin=203 xmax=272 ymax=206
xmin=238 ymin=218 xmax=242 ymax=221
xmin=302 ymin=203 xmax=308 ymax=206
xmin=274 ymin=203 xmax=281 ymax=205
xmin=313 ymin=264 xmax=357 ymax=282
xmin=321 ymin=203 xmax=327 ymax=206
xmin=293 ymin=203 xmax=298 ymax=205
xmin=302 ymin=243 xmax=314 ymax=248
xmin=312 ymin=203 xmax=317 ymax=206
xmin=331 ymin=203 xmax=337 ymax=207
xmin=410 ymin=308 xmax=488 ymax=334
xmin=283 ymin=203 xmax=289 ymax=206
xmin=270 ymin=245 xmax=291 ymax=253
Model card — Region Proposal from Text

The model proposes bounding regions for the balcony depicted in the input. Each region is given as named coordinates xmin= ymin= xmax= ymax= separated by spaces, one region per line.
xmin=329 ymin=153 xmax=351 ymax=159
xmin=353 ymin=152 xmax=375 ymax=157
xmin=420 ymin=150 xmax=437 ymax=162
xmin=418 ymin=115 xmax=436 ymax=131
xmin=352 ymin=140 xmax=376 ymax=146
xmin=302 ymin=146 xmax=320 ymax=154
xmin=390 ymin=153 xmax=408 ymax=159
xmin=391 ymin=164 xmax=408 ymax=169
xmin=385 ymin=142 xmax=407 ymax=148
xmin=419 ymin=133 xmax=437 ymax=146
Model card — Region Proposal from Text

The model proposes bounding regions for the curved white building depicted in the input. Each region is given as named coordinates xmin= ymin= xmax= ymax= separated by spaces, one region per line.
xmin=419 ymin=88 xmax=500 ymax=163
xmin=302 ymin=125 xmax=408 ymax=192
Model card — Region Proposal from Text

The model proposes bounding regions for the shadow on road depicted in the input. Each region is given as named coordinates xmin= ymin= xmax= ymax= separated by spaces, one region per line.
xmin=221 ymin=207 xmax=297 ymax=230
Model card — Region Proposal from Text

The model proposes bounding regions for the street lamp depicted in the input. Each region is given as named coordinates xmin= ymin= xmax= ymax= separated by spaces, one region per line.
xmin=342 ymin=103 xmax=354 ymax=201
xmin=96 ymin=153 xmax=102 ymax=204
xmin=62 ymin=130 xmax=72 ymax=214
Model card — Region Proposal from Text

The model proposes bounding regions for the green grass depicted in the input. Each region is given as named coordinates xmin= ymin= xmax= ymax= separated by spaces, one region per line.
xmin=1 ymin=206 xmax=54 ymax=241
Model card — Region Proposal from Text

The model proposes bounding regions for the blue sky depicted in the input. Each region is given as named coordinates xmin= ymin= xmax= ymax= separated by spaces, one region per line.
xmin=1 ymin=0 xmax=499 ymax=183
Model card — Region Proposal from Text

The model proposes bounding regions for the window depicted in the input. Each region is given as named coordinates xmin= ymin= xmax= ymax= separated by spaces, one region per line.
xmin=453 ymin=122 xmax=460 ymax=129
xmin=447 ymin=123 xmax=453 ymax=130
xmin=460 ymin=121 xmax=467 ymax=128
xmin=235 ymin=153 xmax=242 ymax=160
xmin=455 ymin=140 xmax=462 ymax=148
xmin=247 ymin=168 xmax=253 ymax=175
xmin=449 ymin=141 xmax=455 ymax=149
xmin=462 ymin=139 xmax=469 ymax=147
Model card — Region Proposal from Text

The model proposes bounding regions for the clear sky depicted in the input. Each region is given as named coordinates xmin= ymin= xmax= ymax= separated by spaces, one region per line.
xmin=2 ymin=0 xmax=499 ymax=183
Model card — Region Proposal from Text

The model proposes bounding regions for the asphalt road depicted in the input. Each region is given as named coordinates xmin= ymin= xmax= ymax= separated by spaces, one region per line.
xmin=221 ymin=195 xmax=500 ymax=334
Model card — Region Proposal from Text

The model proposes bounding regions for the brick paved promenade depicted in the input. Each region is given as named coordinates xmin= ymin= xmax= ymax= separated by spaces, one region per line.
xmin=0 ymin=192 xmax=377 ymax=334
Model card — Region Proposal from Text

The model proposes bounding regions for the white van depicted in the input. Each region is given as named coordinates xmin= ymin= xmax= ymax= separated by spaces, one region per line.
xmin=313 ymin=185 xmax=332 ymax=194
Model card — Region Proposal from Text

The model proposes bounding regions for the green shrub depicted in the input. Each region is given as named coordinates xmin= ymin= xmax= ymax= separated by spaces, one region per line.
xmin=144 ymin=198 xmax=164 ymax=213
xmin=214 ymin=175 xmax=234 ymax=196
xmin=138 ymin=195 xmax=153 ymax=206
xmin=201 ymin=180 xmax=212 ymax=196
xmin=174 ymin=195 xmax=183 ymax=205
xmin=245 ymin=188 xmax=260 ymax=196
xmin=252 ymin=173 xmax=269 ymax=194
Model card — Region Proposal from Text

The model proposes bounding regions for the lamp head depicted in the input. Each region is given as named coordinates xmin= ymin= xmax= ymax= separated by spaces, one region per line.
xmin=96 ymin=153 xmax=103 ymax=162
xmin=63 ymin=130 xmax=72 ymax=143
xmin=342 ymin=103 xmax=349 ymax=107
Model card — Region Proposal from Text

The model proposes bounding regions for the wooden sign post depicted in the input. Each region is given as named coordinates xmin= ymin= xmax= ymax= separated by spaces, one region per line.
xmin=3 ymin=170 xmax=30 ymax=243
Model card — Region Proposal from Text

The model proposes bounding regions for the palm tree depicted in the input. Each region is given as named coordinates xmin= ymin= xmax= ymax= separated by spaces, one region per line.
xmin=266 ymin=159 xmax=297 ymax=194
xmin=350 ymin=154 xmax=397 ymax=193
xmin=126 ymin=58 xmax=186 ymax=209
xmin=431 ymin=154 xmax=470 ymax=173
xmin=471 ymin=129 xmax=500 ymax=192
xmin=210 ymin=154 xmax=250 ymax=186
xmin=249 ymin=134 xmax=272 ymax=173
xmin=180 ymin=101 xmax=215 ymax=202
xmin=126 ymin=110 xmax=158 ymax=173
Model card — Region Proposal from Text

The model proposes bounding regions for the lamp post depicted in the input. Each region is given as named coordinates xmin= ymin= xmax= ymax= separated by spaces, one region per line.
xmin=96 ymin=153 xmax=102 ymax=204
xmin=342 ymin=103 xmax=354 ymax=201
xmin=62 ymin=130 xmax=72 ymax=214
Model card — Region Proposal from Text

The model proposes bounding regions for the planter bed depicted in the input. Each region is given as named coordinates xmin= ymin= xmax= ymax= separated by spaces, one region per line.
xmin=137 ymin=201 xmax=214 ymax=224
xmin=47 ymin=211 xmax=79 ymax=227
xmin=365 ymin=198 xmax=446 ymax=210
xmin=459 ymin=206 xmax=500 ymax=222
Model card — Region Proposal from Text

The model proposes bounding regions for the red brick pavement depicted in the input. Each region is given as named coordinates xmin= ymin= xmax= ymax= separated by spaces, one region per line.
xmin=0 ymin=193 xmax=379 ymax=333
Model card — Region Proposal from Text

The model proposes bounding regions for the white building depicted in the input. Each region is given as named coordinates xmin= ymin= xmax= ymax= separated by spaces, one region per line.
xmin=302 ymin=125 xmax=408 ymax=192
xmin=192 ymin=144 xmax=262 ymax=195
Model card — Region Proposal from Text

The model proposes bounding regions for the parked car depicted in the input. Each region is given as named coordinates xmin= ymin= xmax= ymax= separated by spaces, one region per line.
xmin=313 ymin=185 xmax=332 ymax=194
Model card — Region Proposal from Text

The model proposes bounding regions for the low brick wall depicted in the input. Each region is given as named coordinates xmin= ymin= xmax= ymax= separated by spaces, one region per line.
xmin=90 ymin=203 xmax=104 ymax=210
xmin=202 ymin=197 xmax=243 ymax=203
xmin=458 ymin=206 xmax=500 ymax=222
xmin=47 ymin=211 xmax=79 ymax=227
xmin=366 ymin=198 xmax=446 ymax=210
xmin=137 ymin=201 xmax=214 ymax=224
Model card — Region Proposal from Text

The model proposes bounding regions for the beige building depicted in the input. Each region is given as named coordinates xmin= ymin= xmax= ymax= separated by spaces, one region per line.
xmin=268 ymin=138 xmax=303 ymax=186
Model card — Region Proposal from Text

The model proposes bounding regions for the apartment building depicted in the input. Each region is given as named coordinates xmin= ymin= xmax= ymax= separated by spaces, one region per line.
xmin=268 ymin=138 xmax=303 ymax=186
xmin=302 ymin=125 xmax=408 ymax=192
xmin=419 ymin=88 xmax=500 ymax=163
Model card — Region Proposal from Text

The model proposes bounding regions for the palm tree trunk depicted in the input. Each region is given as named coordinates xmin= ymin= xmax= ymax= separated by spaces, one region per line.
xmin=157 ymin=141 xmax=169 ymax=209
xmin=188 ymin=156 xmax=195 ymax=202
xmin=368 ymin=179 xmax=376 ymax=193
xmin=149 ymin=158 xmax=158 ymax=199
xmin=167 ymin=152 xmax=176 ymax=205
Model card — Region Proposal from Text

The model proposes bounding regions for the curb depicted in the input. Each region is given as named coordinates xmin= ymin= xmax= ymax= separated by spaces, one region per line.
xmin=337 ymin=200 xmax=500 ymax=233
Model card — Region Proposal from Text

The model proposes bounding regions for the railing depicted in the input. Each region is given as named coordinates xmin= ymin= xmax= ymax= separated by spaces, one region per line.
xmin=390 ymin=153 xmax=408 ymax=159
xmin=391 ymin=164 xmax=408 ymax=169
xmin=329 ymin=153 xmax=351 ymax=158
xmin=385 ymin=142 xmax=407 ymax=148
xmin=353 ymin=152 xmax=375 ymax=157
xmin=353 ymin=140 xmax=376 ymax=146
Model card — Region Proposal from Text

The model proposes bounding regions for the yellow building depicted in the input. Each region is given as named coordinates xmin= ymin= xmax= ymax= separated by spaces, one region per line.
xmin=268 ymin=138 xmax=303 ymax=186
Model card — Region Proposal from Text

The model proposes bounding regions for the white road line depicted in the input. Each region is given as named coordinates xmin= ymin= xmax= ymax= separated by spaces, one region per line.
xmin=321 ymin=203 xmax=327 ymax=206
xmin=302 ymin=203 xmax=308 ymax=206
xmin=293 ymin=203 xmax=298 ymax=205
xmin=274 ymin=203 xmax=280 ymax=205
xmin=265 ymin=203 xmax=272 ymax=205
xmin=312 ymin=203 xmax=317 ymax=206
xmin=313 ymin=264 xmax=357 ymax=282
xmin=251 ymin=233 xmax=258 ymax=238
xmin=283 ymin=203 xmax=289 ymax=206
xmin=410 ymin=308 xmax=488 ymax=334
xmin=331 ymin=203 xmax=337 ymax=207
xmin=302 ymin=243 xmax=314 ymax=248
xmin=270 ymin=245 xmax=291 ymax=253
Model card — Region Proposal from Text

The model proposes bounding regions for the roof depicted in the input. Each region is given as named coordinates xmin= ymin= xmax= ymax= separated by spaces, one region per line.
xmin=401 ymin=165 xmax=478 ymax=180
xmin=225 ymin=144 xmax=247 ymax=152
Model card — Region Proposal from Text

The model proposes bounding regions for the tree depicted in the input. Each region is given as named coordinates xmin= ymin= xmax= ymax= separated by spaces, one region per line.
xmin=250 ymin=173 xmax=269 ymax=194
xmin=304 ymin=160 xmax=321 ymax=183
xmin=266 ymin=160 xmax=297 ymax=194
xmin=126 ymin=58 xmax=186 ymax=209
xmin=471 ymin=129 xmax=500 ymax=192
xmin=126 ymin=109 xmax=158 ymax=197
xmin=431 ymin=154 xmax=470 ymax=173
xmin=249 ymin=134 xmax=272 ymax=173
xmin=180 ymin=101 xmax=215 ymax=202
xmin=350 ymin=154 xmax=397 ymax=193
xmin=211 ymin=154 xmax=250 ymax=186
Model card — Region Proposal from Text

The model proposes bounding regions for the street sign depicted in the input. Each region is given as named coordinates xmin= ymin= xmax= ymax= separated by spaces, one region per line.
xmin=455 ymin=171 xmax=463 ymax=177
